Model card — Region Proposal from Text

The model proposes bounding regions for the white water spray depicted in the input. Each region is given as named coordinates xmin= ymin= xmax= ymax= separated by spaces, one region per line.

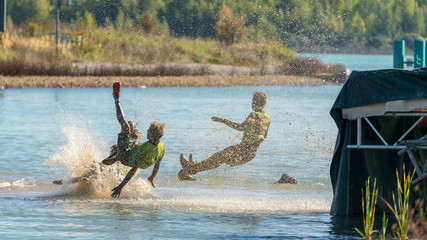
xmin=48 ymin=124 xmax=153 ymax=199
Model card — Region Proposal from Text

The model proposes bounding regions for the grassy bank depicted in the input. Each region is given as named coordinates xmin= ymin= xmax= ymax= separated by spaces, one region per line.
xmin=0 ymin=28 xmax=295 ymax=67
xmin=0 ymin=28 xmax=346 ymax=82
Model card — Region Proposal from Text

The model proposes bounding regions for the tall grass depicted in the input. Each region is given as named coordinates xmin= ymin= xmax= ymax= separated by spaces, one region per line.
xmin=0 ymin=31 xmax=71 ymax=61
xmin=356 ymin=167 xmax=425 ymax=240
xmin=380 ymin=168 xmax=415 ymax=240
xmin=381 ymin=212 xmax=389 ymax=240
xmin=355 ymin=177 xmax=379 ymax=240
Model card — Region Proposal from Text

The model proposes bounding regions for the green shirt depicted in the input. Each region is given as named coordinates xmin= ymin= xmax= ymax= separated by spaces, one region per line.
xmin=242 ymin=111 xmax=270 ymax=144
xmin=122 ymin=141 xmax=165 ymax=169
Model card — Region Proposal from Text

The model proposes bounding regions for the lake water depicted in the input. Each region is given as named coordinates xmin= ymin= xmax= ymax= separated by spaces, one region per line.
xmin=0 ymin=54 xmax=395 ymax=239
xmin=299 ymin=52 xmax=412 ymax=72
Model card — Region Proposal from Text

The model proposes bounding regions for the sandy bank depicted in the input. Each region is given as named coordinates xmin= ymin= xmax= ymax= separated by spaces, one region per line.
xmin=0 ymin=75 xmax=336 ymax=89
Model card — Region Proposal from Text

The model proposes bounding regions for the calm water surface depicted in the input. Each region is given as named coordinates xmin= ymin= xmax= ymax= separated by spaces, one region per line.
xmin=0 ymin=55 xmax=392 ymax=239
xmin=299 ymin=52 xmax=412 ymax=71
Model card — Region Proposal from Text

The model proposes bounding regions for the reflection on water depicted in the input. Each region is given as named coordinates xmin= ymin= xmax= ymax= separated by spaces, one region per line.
xmin=329 ymin=215 xmax=364 ymax=239
xmin=0 ymin=195 xmax=361 ymax=239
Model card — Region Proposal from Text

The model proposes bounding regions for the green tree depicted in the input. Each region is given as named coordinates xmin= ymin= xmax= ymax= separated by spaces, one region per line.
xmin=246 ymin=16 xmax=280 ymax=43
xmin=6 ymin=0 xmax=427 ymax=50
xmin=28 ymin=22 xmax=38 ymax=37
xmin=115 ymin=9 xmax=125 ymax=30
xmin=165 ymin=0 xmax=216 ymax=38
xmin=6 ymin=15 xmax=14 ymax=30
xmin=7 ymin=0 xmax=52 ymax=25
xmin=349 ymin=12 xmax=366 ymax=37
xmin=76 ymin=11 xmax=96 ymax=30
xmin=93 ymin=0 xmax=120 ymax=26
xmin=138 ymin=12 xmax=156 ymax=34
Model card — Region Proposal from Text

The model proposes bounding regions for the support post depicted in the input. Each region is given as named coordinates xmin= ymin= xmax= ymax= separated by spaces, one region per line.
xmin=414 ymin=41 xmax=426 ymax=68
xmin=393 ymin=40 xmax=405 ymax=69
xmin=0 ymin=0 xmax=6 ymax=33
xmin=357 ymin=118 xmax=362 ymax=146
xmin=55 ymin=0 xmax=60 ymax=55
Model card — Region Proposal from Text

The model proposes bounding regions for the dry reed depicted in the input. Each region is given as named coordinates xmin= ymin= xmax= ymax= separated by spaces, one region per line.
xmin=0 ymin=75 xmax=332 ymax=89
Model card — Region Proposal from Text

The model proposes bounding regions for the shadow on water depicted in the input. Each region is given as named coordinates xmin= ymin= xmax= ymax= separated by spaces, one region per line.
xmin=329 ymin=214 xmax=407 ymax=239
xmin=329 ymin=215 xmax=363 ymax=239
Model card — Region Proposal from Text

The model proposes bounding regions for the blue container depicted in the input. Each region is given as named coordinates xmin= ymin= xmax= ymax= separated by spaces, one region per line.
xmin=414 ymin=41 xmax=426 ymax=68
xmin=393 ymin=40 xmax=405 ymax=69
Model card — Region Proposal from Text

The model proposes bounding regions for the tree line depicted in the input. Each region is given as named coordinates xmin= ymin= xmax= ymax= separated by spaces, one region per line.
xmin=6 ymin=0 xmax=427 ymax=50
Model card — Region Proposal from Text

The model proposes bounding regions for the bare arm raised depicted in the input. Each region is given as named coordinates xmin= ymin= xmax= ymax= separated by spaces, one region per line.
xmin=211 ymin=116 xmax=248 ymax=132
xmin=113 ymin=82 xmax=130 ymax=133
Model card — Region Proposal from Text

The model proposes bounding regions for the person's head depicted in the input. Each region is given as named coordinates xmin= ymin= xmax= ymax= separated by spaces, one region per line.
xmin=147 ymin=121 xmax=165 ymax=143
xmin=252 ymin=91 xmax=267 ymax=112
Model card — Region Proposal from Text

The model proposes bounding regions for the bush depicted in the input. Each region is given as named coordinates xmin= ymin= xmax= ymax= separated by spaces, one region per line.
xmin=28 ymin=22 xmax=38 ymax=37
xmin=277 ymin=57 xmax=325 ymax=76
xmin=139 ymin=13 xmax=155 ymax=34
xmin=366 ymin=35 xmax=391 ymax=48
xmin=215 ymin=4 xmax=244 ymax=44
xmin=396 ymin=33 xmax=426 ymax=49
xmin=276 ymin=56 xmax=346 ymax=79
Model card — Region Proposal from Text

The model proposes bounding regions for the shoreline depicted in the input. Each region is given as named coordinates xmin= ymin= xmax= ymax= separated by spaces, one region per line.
xmin=294 ymin=43 xmax=398 ymax=55
xmin=0 ymin=75 xmax=338 ymax=89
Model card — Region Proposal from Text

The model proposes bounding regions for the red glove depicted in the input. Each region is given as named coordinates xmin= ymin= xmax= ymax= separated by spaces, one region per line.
xmin=422 ymin=116 xmax=427 ymax=127
xmin=113 ymin=82 xmax=121 ymax=98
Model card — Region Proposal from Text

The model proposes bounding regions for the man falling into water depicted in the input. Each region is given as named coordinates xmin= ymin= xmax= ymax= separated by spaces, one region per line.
xmin=102 ymin=82 xmax=166 ymax=198
xmin=54 ymin=82 xmax=166 ymax=198
xmin=178 ymin=91 xmax=270 ymax=180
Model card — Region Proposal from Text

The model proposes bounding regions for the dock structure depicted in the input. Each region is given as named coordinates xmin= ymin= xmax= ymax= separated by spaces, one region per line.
xmin=329 ymin=68 xmax=427 ymax=216
xmin=394 ymin=40 xmax=427 ymax=69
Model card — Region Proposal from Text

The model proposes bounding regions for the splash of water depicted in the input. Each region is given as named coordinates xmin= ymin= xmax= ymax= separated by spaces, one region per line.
xmin=0 ymin=177 xmax=36 ymax=188
xmin=48 ymin=124 xmax=152 ymax=199
xmin=43 ymin=125 xmax=331 ymax=213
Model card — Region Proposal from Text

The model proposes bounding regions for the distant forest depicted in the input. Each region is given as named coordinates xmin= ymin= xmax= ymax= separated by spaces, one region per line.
xmin=6 ymin=0 xmax=427 ymax=51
